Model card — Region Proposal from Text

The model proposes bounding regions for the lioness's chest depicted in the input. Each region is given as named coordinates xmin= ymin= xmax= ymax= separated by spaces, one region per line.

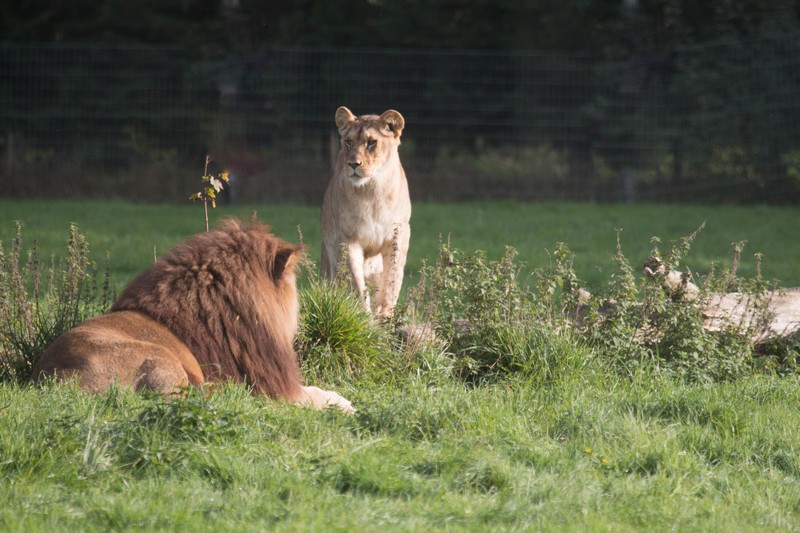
xmin=344 ymin=212 xmax=396 ymax=253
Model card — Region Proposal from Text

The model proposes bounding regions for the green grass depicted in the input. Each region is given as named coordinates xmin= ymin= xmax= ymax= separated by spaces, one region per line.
xmin=2 ymin=199 xmax=799 ymax=293
xmin=2 ymin=375 xmax=800 ymax=531
xmin=2 ymin=199 xmax=800 ymax=531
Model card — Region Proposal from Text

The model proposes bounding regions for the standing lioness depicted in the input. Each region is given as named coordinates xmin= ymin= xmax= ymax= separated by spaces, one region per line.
xmin=321 ymin=106 xmax=411 ymax=317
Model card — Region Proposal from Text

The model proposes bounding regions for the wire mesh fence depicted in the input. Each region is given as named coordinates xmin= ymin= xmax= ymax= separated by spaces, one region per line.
xmin=2 ymin=35 xmax=799 ymax=204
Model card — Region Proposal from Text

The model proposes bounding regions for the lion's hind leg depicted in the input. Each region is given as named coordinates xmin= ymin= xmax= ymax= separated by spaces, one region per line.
xmin=45 ymin=340 xmax=194 ymax=395
xmin=32 ymin=312 xmax=204 ymax=396
xmin=132 ymin=355 xmax=193 ymax=395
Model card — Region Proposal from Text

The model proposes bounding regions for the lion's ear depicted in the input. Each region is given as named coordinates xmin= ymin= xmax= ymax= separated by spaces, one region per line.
xmin=272 ymin=245 xmax=302 ymax=280
xmin=335 ymin=106 xmax=356 ymax=132
xmin=379 ymin=109 xmax=404 ymax=138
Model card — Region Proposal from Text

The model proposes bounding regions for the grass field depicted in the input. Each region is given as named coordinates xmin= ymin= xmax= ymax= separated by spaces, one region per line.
xmin=3 ymin=374 xmax=800 ymax=531
xmin=2 ymin=199 xmax=799 ymax=292
xmin=2 ymin=199 xmax=800 ymax=531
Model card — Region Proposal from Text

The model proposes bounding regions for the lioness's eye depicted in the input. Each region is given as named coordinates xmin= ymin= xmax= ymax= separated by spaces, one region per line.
xmin=367 ymin=139 xmax=377 ymax=150
xmin=344 ymin=139 xmax=353 ymax=148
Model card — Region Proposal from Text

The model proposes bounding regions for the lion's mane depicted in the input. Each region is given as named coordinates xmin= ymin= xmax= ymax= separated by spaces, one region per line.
xmin=111 ymin=218 xmax=304 ymax=399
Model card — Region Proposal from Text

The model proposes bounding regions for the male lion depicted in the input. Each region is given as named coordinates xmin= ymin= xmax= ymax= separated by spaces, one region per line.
xmin=321 ymin=106 xmax=411 ymax=317
xmin=31 ymin=219 xmax=353 ymax=413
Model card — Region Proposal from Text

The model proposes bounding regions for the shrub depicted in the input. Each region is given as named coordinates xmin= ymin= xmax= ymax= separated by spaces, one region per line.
xmin=402 ymin=226 xmax=782 ymax=385
xmin=581 ymin=228 xmax=761 ymax=382
xmin=0 ymin=222 xmax=114 ymax=381
xmin=432 ymin=144 xmax=570 ymax=200
xmin=401 ymin=240 xmax=592 ymax=385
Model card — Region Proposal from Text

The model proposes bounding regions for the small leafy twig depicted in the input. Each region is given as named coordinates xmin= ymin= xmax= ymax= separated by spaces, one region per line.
xmin=189 ymin=155 xmax=229 ymax=232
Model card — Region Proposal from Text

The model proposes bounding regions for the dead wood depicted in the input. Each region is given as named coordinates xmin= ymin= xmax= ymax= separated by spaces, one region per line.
xmin=642 ymin=256 xmax=800 ymax=345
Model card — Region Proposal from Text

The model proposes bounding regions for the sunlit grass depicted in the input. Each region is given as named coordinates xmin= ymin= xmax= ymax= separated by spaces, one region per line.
xmin=2 ymin=199 xmax=799 ymax=293
xmin=2 ymin=375 xmax=800 ymax=531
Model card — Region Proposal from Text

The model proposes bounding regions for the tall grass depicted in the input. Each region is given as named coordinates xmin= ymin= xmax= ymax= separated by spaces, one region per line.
xmin=0 ymin=222 xmax=113 ymax=380
xmin=296 ymin=258 xmax=396 ymax=384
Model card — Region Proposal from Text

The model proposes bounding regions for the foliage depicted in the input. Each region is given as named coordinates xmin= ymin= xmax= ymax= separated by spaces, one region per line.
xmin=580 ymin=226 xmax=762 ymax=382
xmin=433 ymin=144 xmax=570 ymax=200
xmin=0 ymin=222 xmax=113 ymax=381
xmin=5 ymin=0 xmax=795 ymax=53
xmin=189 ymin=155 xmax=229 ymax=232
xmin=401 ymin=224 xmax=783 ymax=384
xmin=1 ymin=0 xmax=223 ymax=46
xmin=400 ymin=239 xmax=592 ymax=385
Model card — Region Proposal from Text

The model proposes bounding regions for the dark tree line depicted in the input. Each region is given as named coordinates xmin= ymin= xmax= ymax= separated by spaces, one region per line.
xmin=3 ymin=1 xmax=800 ymax=203
xmin=4 ymin=1 xmax=799 ymax=55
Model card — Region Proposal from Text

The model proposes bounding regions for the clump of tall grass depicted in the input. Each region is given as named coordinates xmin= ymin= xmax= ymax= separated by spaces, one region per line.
xmin=0 ymin=222 xmax=114 ymax=381
xmin=295 ymin=257 xmax=395 ymax=384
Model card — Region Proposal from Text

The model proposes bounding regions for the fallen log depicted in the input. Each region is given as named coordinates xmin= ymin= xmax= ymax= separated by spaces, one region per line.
xmin=702 ymin=289 xmax=800 ymax=344
xmin=642 ymin=257 xmax=800 ymax=345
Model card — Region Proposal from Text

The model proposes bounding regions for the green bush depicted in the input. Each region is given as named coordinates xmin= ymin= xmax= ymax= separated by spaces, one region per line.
xmin=402 ymin=241 xmax=593 ymax=385
xmin=401 ymin=227 xmax=783 ymax=385
xmin=580 ymin=228 xmax=762 ymax=382
xmin=432 ymin=144 xmax=570 ymax=200
xmin=0 ymin=222 xmax=113 ymax=381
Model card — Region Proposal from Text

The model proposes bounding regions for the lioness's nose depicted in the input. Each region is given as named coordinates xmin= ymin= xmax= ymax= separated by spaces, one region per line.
xmin=348 ymin=161 xmax=361 ymax=170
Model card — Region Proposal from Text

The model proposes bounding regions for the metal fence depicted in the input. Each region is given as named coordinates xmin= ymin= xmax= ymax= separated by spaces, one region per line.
xmin=2 ymin=35 xmax=800 ymax=204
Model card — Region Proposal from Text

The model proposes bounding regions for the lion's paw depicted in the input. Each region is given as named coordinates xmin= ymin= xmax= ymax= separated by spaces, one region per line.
xmin=298 ymin=385 xmax=355 ymax=414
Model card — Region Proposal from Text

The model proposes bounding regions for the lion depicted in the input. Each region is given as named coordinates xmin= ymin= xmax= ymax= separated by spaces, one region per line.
xmin=31 ymin=218 xmax=353 ymax=413
xmin=321 ymin=106 xmax=411 ymax=317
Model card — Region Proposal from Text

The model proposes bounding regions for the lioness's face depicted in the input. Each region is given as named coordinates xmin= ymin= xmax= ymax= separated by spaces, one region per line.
xmin=335 ymin=107 xmax=404 ymax=187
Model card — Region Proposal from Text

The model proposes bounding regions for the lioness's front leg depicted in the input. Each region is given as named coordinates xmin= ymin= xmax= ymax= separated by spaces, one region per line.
xmin=321 ymin=243 xmax=338 ymax=281
xmin=375 ymin=223 xmax=410 ymax=317
xmin=346 ymin=243 xmax=371 ymax=311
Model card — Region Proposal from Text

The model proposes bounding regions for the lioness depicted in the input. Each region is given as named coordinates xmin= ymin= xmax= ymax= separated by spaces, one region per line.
xmin=31 ymin=219 xmax=353 ymax=413
xmin=321 ymin=106 xmax=411 ymax=317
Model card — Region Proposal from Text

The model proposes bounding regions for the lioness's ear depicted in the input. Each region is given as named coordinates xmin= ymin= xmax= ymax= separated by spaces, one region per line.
xmin=272 ymin=245 xmax=303 ymax=280
xmin=335 ymin=106 xmax=356 ymax=132
xmin=379 ymin=109 xmax=404 ymax=138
